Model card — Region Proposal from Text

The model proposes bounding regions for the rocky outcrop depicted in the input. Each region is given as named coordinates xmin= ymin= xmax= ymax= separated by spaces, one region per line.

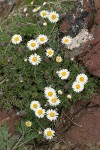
xmin=60 ymin=0 xmax=96 ymax=37
xmin=60 ymin=0 xmax=100 ymax=78
xmin=78 ymin=0 xmax=100 ymax=77
xmin=56 ymin=93 xmax=100 ymax=149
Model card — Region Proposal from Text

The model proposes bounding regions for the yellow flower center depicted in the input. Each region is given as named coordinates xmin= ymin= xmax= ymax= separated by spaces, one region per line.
xmin=47 ymin=50 xmax=53 ymax=55
xmin=38 ymin=109 xmax=43 ymax=115
xmin=33 ymin=104 xmax=37 ymax=108
xmin=14 ymin=37 xmax=19 ymax=42
xmin=40 ymin=37 xmax=45 ymax=41
xmin=62 ymin=71 xmax=67 ymax=76
xmin=32 ymin=57 xmax=37 ymax=62
xmin=76 ymin=84 xmax=80 ymax=89
xmin=47 ymin=131 xmax=52 ymax=136
xmin=51 ymin=14 xmax=57 ymax=20
xmin=25 ymin=121 xmax=31 ymax=127
xmin=64 ymin=38 xmax=69 ymax=43
xmin=80 ymin=77 xmax=84 ymax=82
xmin=31 ymin=42 xmax=36 ymax=47
xmin=50 ymin=112 xmax=55 ymax=117
xmin=43 ymin=12 xmax=47 ymax=16
xmin=48 ymin=91 xmax=53 ymax=97
xmin=51 ymin=98 xmax=57 ymax=103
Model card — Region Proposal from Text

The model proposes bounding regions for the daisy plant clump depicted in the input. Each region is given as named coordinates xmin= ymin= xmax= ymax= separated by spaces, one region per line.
xmin=0 ymin=0 xmax=98 ymax=143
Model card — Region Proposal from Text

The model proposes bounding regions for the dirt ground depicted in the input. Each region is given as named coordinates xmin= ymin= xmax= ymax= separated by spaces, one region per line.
xmin=0 ymin=108 xmax=21 ymax=134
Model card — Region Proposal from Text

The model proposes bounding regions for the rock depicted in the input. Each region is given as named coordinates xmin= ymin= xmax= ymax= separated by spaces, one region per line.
xmin=59 ymin=0 xmax=95 ymax=60
xmin=95 ymin=9 xmax=100 ymax=24
xmin=56 ymin=93 xmax=100 ymax=149
xmin=94 ymin=0 xmax=100 ymax=10
xmin=78 ymin=0 xmax=100 ymax=78
xmin=60 ymin=0 xmax=100 ymax=77
xmin=64 ymin=108 xmax=100 ymax=146
xmin=83 ymin=0 xmax=95 ymax=29
xmin=91 ymin=93 xmax=100 ymax=105
xmin=59 ymin=0 xmax=96 ymax=36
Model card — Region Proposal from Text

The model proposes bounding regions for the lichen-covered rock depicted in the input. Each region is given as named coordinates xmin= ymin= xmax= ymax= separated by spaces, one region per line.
xmin=59 ymin=0 xmax=95 ymax=36
xmin=78 ymin=0 xmax=100 ymax=78
xmin=60 ymin=0 xmax=100 ymax=78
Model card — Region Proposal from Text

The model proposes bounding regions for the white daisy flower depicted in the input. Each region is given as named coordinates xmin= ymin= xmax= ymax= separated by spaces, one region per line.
xmin=31 ymin=1 xmax=34 ymax=5
xmin=37 ymin=34 xmax=48 ymax=45
xmin=57 ymin=90 xmax=63 ymax=95
xmin=56 ymin=56 xmax=62 ymax=63
xmin=32 ymin=6 xmax=41 ymax=12
xmin=48 ymin=97 xmax=60 ymax=107
xmin=43 ymin=22 xmax=47 ymax=26
xmin=29 ymin=53 xmax=41 ymax=66
xmin=71 ymin=57 xmax=74 ymax=61
xmin=44 ymin=87 xmax=56 ymax=99
xmin=30 ymin=101 xmax=41 ymax=111
xmin=48 ymin=11 xmax=59 ymax=23
xmin=25 ymin=121 xmax=32 ymax=127
xmin=27 ymin=40 xmax=39 ymax=51
xmin=44 ymin=128 xmax=55 ymax=140
xmin=38 ymin=130 xmax=43 ymax=135
xmin=46 ymin=109 xmax=59 ymax=121
xmin=43 ymin=2 xmax=47 ymax=6
xmin=23 ymin=7 xmax=27 ymax=12
xmin=40 ymin=10 xmax=49 ymax=18
xmin=72 ymin=81 xmax=84 ymax=93
xmin=11 ymin=34 xmax=22 ymax=44
xmin=35 ymin=107 xmax=45 ymax=118
xmin=67 ymin=94 xmax=72 ymax=99
xmin=61 ymin=36 xmax=72 ymax=45
xmin=25 ymin=13 xmax=29 ymax=17
xmin=46 ymin=48 xmax=54 ymax=58
xmin=76 ymin=73 xmax=88 ymax=84
xmin=58 ymin=69 xmax=70 ymax=80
